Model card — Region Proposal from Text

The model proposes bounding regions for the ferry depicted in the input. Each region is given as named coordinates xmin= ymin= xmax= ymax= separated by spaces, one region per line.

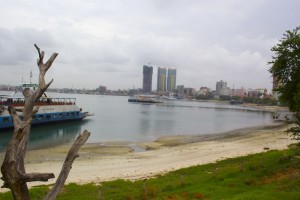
xmin=0 ymin=83 xmax=91 ymax=130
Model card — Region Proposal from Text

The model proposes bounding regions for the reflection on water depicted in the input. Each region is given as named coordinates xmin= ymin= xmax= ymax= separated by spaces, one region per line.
xmin=0 ymin=120 xmax=88 ymax=152
xmin=0 ymin=91 xmax=275 ymax=151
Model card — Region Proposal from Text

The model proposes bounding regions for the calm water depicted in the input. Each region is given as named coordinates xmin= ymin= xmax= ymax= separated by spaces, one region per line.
xmin=0 ymin=91 xmax=274 ymax=151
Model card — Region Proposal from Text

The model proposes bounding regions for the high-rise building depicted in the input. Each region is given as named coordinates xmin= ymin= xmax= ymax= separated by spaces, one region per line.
xmin=157 ymin=67 xmax=167 ymax=92
xmin=167 ymin=68 xmax=176 ymax=92
xmin=216 ymin=80 xmax=229 ymax=96
xmin=142 ymin=65 xmax=153 ymax=93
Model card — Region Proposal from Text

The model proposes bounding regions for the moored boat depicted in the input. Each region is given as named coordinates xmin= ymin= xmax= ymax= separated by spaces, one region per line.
xmin=229 ymin=100 xmax=243 ymax=105
xmin=0 ymin=83 xmax=91 ymax=130
xmin=128 ymin=95 xmax=162 ymax=103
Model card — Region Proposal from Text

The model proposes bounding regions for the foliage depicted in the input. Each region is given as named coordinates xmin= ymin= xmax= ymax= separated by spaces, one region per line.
xmin=1 ymin=145 xmax=300 ymax=200
xmin=269 ymin=26 xmax=300 ymax=139
xmin=269 ymin=26 xmax=300 ymax=112
xmin=195 ymin=94 xmax=212 ymax=100
xmin=219 ymin=95 xmax=241 ymax=101
xmin=218 ymin=95 xmax=278 ymax=106
xmin=243 ymin=97 xmax=278 ymax=105
xmin=195 ymin=92 xmax=214 ymax=100
xmin=288 ymin=113 xmax=300 ymax=140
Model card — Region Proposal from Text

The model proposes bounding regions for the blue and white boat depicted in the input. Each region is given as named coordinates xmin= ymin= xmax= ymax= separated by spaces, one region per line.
xmin=0 ymin=83 xmax=91 ymax=130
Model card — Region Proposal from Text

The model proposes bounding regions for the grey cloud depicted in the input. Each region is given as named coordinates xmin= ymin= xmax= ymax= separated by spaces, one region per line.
xmin=0 ymin=27 xmax=57 ymax=65
xmin=0 ymin=0 xmax=299 ymax=90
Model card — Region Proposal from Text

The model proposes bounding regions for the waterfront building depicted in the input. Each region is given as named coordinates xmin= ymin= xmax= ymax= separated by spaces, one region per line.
xmin=157 ymin=67 xmax=167 ymax=92
xmin=167 ymin=68 xmax=177 ymax=92
xmin=248 ymin=89 xmax=261 ymax=98
xmin=177 ymin=85 xmax=184 ymax=97
xmin=98 ymin=85 xmax=107 ymax=94
xmin=216 ymin=80 xmax=231 ymax=96
xmin=248 ymin=88 xmax=268 ymax=98
xmin=232 ymin=87 xmax=247 ymax=98
xmin=184 ymin=87 xmax=196 ymax=97
xmin=216 ymin=80 xmax=226 ymax=95
xmin=199 ymin=87 xmax=209 ymax=95
xmin=142 ymin=65 xmax=153 ymax=93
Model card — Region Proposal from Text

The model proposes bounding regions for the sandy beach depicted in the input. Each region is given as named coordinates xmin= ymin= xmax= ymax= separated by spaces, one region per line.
xmin=0 ymin=121 xmax=297 ymax=193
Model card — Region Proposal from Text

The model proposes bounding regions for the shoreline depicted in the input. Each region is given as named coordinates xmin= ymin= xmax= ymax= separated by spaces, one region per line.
xmin=0 ymin=122 xmax=297 ymax=193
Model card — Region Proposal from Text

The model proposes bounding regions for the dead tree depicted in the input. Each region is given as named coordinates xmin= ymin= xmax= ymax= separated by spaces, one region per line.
xmin=1 ymin=44 xmax=90 ymax=200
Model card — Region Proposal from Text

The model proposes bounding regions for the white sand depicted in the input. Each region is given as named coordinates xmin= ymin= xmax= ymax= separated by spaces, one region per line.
xmin=0 ymin=124 xmax=296 ymax=193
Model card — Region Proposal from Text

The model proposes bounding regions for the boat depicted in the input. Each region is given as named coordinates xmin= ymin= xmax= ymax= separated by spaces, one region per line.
xmin=160 ymin=95 xmax=177 ymax=101
xmin=229 ymin=100 xmax=243 ymax=105
xmin=0 ymin=83 xmax=91 ymax=130
xmin=128 ymin=95 xmax=162 ymax=103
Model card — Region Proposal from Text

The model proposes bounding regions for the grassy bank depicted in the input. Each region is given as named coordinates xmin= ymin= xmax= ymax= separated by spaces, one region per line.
xmin=1 ymin=143 xmax=300 ymax=200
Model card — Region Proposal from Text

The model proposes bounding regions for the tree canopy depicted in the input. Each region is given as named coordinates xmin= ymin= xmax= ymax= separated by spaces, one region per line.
xmin=269 ymin=26 xmax=300 ymax=112
xmin=269 ymin=26 xmax=300 ymax=139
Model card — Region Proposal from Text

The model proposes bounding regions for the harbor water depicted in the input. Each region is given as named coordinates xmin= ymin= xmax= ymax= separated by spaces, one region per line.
xmin=0 ymin=91 xmax=275 ymax=151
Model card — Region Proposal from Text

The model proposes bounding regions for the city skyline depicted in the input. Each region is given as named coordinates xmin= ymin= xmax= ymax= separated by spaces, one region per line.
xmin=0 ymin=1 xmax=299 ymax=91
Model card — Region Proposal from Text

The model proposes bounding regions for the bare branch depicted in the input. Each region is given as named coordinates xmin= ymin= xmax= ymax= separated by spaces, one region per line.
xmin=12 ymin=118 xmax=32 ymax=142
xmin=44 ymin=130 xmax=90 ymax=200
xmin=1 ymin=181 xmax=9 ymax=189
xmin=34 ymin=44 xmax=44 ymax=65
xmin=22 ymin=88 xmax=31 ymax=99
xmin=8 ymin=106 xmax=22 ymax=129
xmin=34 ymin=44 xmax=40 ymax=57
xmin=15 ymin=108 xmax=24 ymax=113
xmin=32 ymin=107 xmax=39 ymax=116
xmin=20 ymin=173 xmax=55 ymax=182
xmin=33 ymin=79 xmax=53 ymax=101
xmin=45 ymin=53 xmax=59 ymax=71
xmin=44 ymin=79 xmax=54 ymax=91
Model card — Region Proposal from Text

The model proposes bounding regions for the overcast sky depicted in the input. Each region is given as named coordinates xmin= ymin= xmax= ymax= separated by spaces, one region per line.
xmin=0 ymin=0 xmax=299 ymax=91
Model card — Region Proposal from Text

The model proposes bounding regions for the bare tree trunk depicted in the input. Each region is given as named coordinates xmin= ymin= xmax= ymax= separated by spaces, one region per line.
xmin=1 ymin=44 xmax=90 ymax=200
xmin=44 ymin=130 xmax=90 ymax=200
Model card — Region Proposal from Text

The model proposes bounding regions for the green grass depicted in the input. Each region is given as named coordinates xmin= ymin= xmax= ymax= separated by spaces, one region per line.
xmin=1 ymin=143 xmax=300 ymax=200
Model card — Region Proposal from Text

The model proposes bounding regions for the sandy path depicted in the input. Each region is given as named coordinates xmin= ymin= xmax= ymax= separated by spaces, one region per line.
xmin=0 ymin=124 xmax=296 ymax=193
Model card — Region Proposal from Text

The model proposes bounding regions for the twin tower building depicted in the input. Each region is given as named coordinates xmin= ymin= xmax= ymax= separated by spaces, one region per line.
xmin=143 ymin=65 xmax=177 ymax=93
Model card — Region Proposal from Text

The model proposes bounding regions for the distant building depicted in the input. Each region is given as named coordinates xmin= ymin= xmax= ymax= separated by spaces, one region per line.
xmin=157 ymin=67 xmax=167 ymax=92
xmin=167 ymin=68 xmax=176 ymax=92
xmin=184 ymin=88 xmax=196 ymax=97
xmin=142 ymin=65 xmax=153 ymax=93
xmin=98 ymin=85 xmax=107 ymax=94
xmin=216 ymin=80 xmax=226 ymax=95
xmin=127 ymin=88 xmax=141 ymax=96
xmin=247 ymin=89 xmax=264 ymax=98
xmin=232 ymin=87 xmax=247 ymax=98
xmin=199 ymin=87 xmax=209 ymax=95
xmin=177 ymin=85 xmax=184 ymax=97
xmin=216 ymin=80 xmax=231 ymax=96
